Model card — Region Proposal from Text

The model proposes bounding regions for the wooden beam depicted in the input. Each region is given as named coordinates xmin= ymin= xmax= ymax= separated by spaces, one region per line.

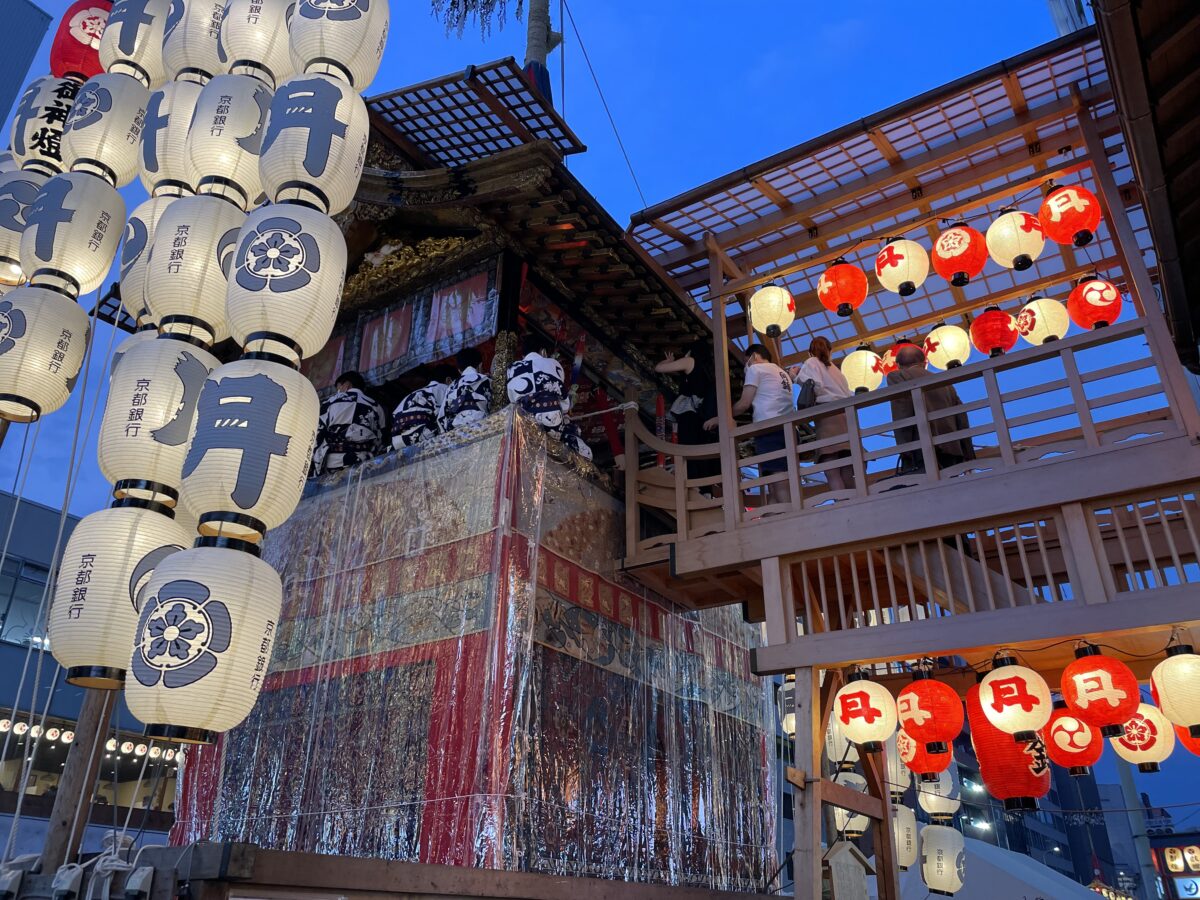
xmin=821 ymin=777 xmax=886 ymax=820
xmin=792 ymin=667 xmax=824 ymax=900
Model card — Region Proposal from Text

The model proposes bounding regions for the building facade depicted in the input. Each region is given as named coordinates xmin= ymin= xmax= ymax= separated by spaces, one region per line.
xmin=0 ymin=0 xmax=50 ymax=124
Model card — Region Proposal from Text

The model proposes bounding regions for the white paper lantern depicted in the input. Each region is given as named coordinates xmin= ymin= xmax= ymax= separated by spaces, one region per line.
xmin=832 ymin=674 xmax=897 ymax=752
xmin=20 ymin=171 xmax=126 ymax=297
xmin=186 ymin=74 xmax=272 ymax=209
xmin=289 ymin=0 xmax=389 ymax=90
xmin=110 ymin=326 xmax=158 ymax=379
xmin=893 ymin=805 xmax=919 ymax=871
xmin=220 ymin=0 xmax=296 ymax=88
xmin=60 ymin=72 xmax=149 ymax=187
xmin=748 ymin=283 xmax=794 ymax=338
xmin=922 ymin=323 xmax=970 ymax=370
xmin=918 ymin=765 xmax=961 ymax=822
xmin=831 ymin=771 xmax=870 ymax=839
xmin=99 ymin=335 xmax=221 ymax=505
xmin=99 ymin=0 xmax=171 ymax=89
xmin=875 ymin=238 xmax=929 ymax=297
xmin=979 ymin=656 xmax=1052 ymax=741
xmin=1015 ymin=295 xmax=1070 ymax=345
xmin=884 ymin=732 xmax=911 ymax=799
xmin=777 ymin=674 xmax=795 ymax=737
xmin=0 ymin=169 xmax=49 ymax=285
xmin=840 ymin=345 xmax=884 ymax=393
xmin=180 ymin=356 xmax=320 ymax=540
xmin=1110 ymin=702 xmax=1175 ymax=773
xmin=144 ymin=193 xmax=245 ymax=345
xmin=921 ymin=824 xmax=965 ymax=896
xmin=226 ymin=202 xmax=346 ymax=362
xmin=9 ymin=75 xmax=80 ymax=176
xmin=259 ymin=73 xmax=368 ymax=214
xmin=0 ymin=286 xmax=90 ymax=422
xmin=1151 ymin=645 xmax=1200 ymax=738
xmin=126 ymin=543 xmax=282 ymax=743
xmin=986 ymin=209 xmax=1045 ymax=271
xmin=140 ymin=80 xmax=203 ymax=196
xmin=49 ymin=502 xmax=190 ymax=688
xmin=828 ymin=707 xmax=861 ymax=774
xmin=162 ymin=0 xmax=226 ymax=82
xmin=120 ymin=194 xmax=178 ymax=324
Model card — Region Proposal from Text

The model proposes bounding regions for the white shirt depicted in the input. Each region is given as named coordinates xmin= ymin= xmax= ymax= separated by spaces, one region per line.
xmin=744 ymin=361 xmax=794 ymax=422
xmin=797 ymin=357 xmax=853 ymax=404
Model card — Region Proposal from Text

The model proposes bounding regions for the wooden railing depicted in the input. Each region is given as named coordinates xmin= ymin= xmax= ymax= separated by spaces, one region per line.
xmin=625 ymin=318 xmax=1192 ymax=566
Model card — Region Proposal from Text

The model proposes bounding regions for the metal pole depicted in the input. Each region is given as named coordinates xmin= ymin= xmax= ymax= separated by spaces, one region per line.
xmin=1115 ymin=757 xmax=1159 ymax=900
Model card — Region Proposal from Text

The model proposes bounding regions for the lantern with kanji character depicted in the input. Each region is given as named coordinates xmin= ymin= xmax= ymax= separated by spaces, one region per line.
xmin=120 ymin=194 xmax=178 ymax=325
xmin=931 ymin=222 xmax=988 ymax=287
xmin=161 ymin=0 xmax=226 ymax=82
xmin=220 ymin=0 xmax=296 ymax=88
xmin=967 ymin=682 xmax=1051 ymax=810
xmin=50 ymin=0 xmax=111 ymax=82
xmin=60 ymin=72 xmax=149 ymax=188
xmin=898 ymin=672 xmax=964 ymax=755
xmin=986 ymin=208 xmax=1044 ymax=271
xmin=125 ymin=542 xmax=283 ymax=743
xmin=109 ymin=326 xmax=158 ymax=378
xmin=1015 ymin=295 xmax=1069 ymax=345
xmin=748 ymin=283 xmax=794 ymax=339
xmin=875 ymin=238 xmax=929 ymax=297
xmin=969 ymin=306 xmax=1018 ymax=358
xmin=139 ymin=80 xmax=202 ymax=196
xmin=9 ymin=75 xmax=80 ymax=177
xmin=98 ymin=335 xmax=220 ymax=507
xmin=289 ymin=0 xmax=390 ymax=91
xmin=979 ymin=655 xmax=1051 ymax=741
xmin=828 ymin=709 xmax=860 ymax=773
xmin=832 ymin=671 xmax=897 ymax=753
xmin=894 ymin=804 xmax=919 ymax=871
xmin=921 ymin=824 xmax=965 ymax=896
xmin=817 ymin=258 xmax=868 ymax=318
xmin=0 ymin=286 xmax=90 ymax=422
xmin=98 ymin=0 xmax=171 ymax=89
xmin=1067 ymin=278 xmax=1122 ymax=330
xmin=1039 ymin=184 xmax=1102 ymax=248
xmin=1061 ymin=645 xmax=1140 ymax=738
xmin=185 ymin=74 xmax=273 ymax=210
xmin=0 ymin=169 xmax=49 ymax=286
xmin=918 ymin=765 xmax=961 ymax=822
xmin=840 ymin=345 xmax=883 ymax=393
xmin=898 ymin=725 xmax=952 ymax=781
xmin=1111 ymin=703 xmax=1174 ymax=773
xmin=831 ymin=771 xmax=870 ymax=839
xmin=923 ymin=323 xmax=970 ymax=370
xmin=1151 ymin=644 xmax=1200 ymax=739
xmin=1045 ymin=699 xmax=1103 ymax=776
xmin=20 ymin=172 xmax=125 ymax=298
xmin=48 ymin=501 xmax=189 ymax=689
xmin=884 ymin=732 xmax=911 ymax=800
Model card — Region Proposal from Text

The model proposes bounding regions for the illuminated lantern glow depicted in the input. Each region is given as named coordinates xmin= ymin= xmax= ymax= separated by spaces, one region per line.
xmin=969 ymin=306 xmax=1018 ymax=358
xmin=289 ymin=0 xmax=390 ymax=90
xmin=1060 ymin=645 xmax=1141 ymax=738
xmin=61 ymin=72 xmax=150 ymax=187
xmin=185 ymin=74 xmax=272 ymax=210
xmin=918 ymin=765 xmax=962 ymax=822
xmin=921 ymin=824 xmax=965 ymax=896
xmin=897 ymin=726 xmax=952 ymax=781
xmin=817 ymin=258 xmax=869 ymax=318
xmin=1151 ymin=644 xmax=1200 ymax=738
xmin=831 ymin=771 xmax=870 ymax=839
xmin=1045 ymin=699 xmax=1103 ymax=776
xmin=931 ymin=222 xmax=987 ymax=287
xmin=832 ymin=672 xmax=897 ymax=753
xmin=1067 ymin=278 xmax=1122 ymax=330
xmin=840 ymin=345 xmax=884 ymax=394
xmin=98 ymin=336 xmax=221 ymax=506
xmin=923 ymin=323 xmax=970 ymax=370
xmin=986 ymin=208 xmax=1044 ymax=271
xmin=98 ymin=0 xmax=171 ymax=89
xmin=884 ymin=732 xmax=911 ymax=799
xmin=220 ymin=0 xmax=297 ymax=89
xmin=1015 ymin=295 xmax=1070 ymax=345
xmin=827 ymin=708 xmax=861 ymax=773
xmin=162 ymin=0 xmax=226 ymax=82
xmin=0 ymin=286 xmax=90 ymax=422
xmin=1110 ymin=702 xmax=1174 ymax=773
xmin=880 ymin=339 xmax=920 ymax=375
xmin=966 ymin=682 xmax=1051 ymax=810
xmin=109 ymin=327 xmax=159 ymax=379
xmin=1175 ymin=725 xmax=1200 ymax=758
xmin=125 ymin=542 xmax=283 ymax=743
xmin=748 ymin=283 xmax=794 ymax=339
xmin=875 ymin=238 xmax=929 ymax=297
xmin=50 ymin=0 xmax=111 ymax=82
xmin=898 ymin=673 xmax=964 ymax=755
xmin=9 ymin=76 xmax=80 ymax=176
xmin=893 ymin=804 xmax=919 ymax=871
xmin=1038 ymin=185 xmax=1102 ymax=248
xmin=979 ymin=655 xmax=1051 ymax=741
xmin=48 ymin=501 xmax=189 ymax=688
xmin=0 ymin=169 xmax=50 ymax=286
xmin=140 ymin=80 xmax=203 ymax=196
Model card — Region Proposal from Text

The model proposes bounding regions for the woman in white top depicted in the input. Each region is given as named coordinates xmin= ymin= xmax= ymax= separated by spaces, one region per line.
xmin=790 ymin=336 xmax=854 ymax=491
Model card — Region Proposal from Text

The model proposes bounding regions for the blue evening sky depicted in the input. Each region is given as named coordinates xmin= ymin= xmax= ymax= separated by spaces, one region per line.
xmin=3 ymin=0 xmax=1198 ymax=833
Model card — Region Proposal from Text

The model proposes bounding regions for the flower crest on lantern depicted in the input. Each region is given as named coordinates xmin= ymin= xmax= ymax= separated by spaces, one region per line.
xmin=832 ymin=670 xmax=897 ymax=753
xmin=840 ymin=344 xmax=884 ymax=394
xmin=748 ymin=283 xmax=794 ymax=338
xmin=1060 ymin=644 xmax=1140 ymax=738
xmin=289 ymin=0 xmax=390 ymax=90
xmin=897 ymin=670 xmax=964 ymax=756
xmin=50 ymin=0 xmax=111 ymax=82
xmin=1015 ymin=295 xmax=1069 ymax=345
xmin=986 ymin=208 xmax=1044 ymax=271
xmin=1038 ymin=184 xmax=1102 ymax=248
xmin=979 ymin=654 xmax=1051 ymax=742
xmin=875 ymin=238 xmax=929 ymax=297
xmin=817 ymin=258 xmax=868 ymax=317
xmin=1067 ymin=277 xmax=1122 ymax=330
xmin=1111 ymin=702 xmax=1174 ymax=773
xmin=969 ymin=307 xmax=1018 ymax=358
xmin=1151 ymin=643 xmax=1200 ymax=740
xmin=1045 ymin=699 xmax=1103 ymax=776
xmin=923 ymin=323 xmax=970 ymax=370
xmin=931 ymin=222 xmax=987 ymax=287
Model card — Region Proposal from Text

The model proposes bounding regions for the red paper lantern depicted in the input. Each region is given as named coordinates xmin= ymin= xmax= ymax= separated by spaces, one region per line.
xmin=966 ymin=683 xmax=1051 ymax=811
xmin=1038 ymin=185 xmax=1102 ymax=248
xmin=898 ymin=673 xmax=964 ymax=755
xmin=817 ymin=258 xmax=869 ymax=318
xmin=1175 ymin=725 xmax=1200 ymax=758
xmin=1045 ymin=700 xmax=1103 ymax=776
xmin=880 ymin=339 xmax=920 ymax=376
xmin=50 ymin=0 xmax=111 ymax=82
xmin=1060 ymin=645 xmax=1140 ymax=738
xmin=969 ymin=307 xmax=1018 ymax=358
xmin=931 ymin=222 xmax=988 ymax=287
xmin=1067 ymin=278 xmax=1122 ymax=330
xmin=896 ymin=726 xmax=952 ymax=781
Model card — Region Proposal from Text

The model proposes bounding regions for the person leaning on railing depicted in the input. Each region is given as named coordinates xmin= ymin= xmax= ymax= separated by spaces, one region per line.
xmin=655 ymin=339 xmax=720 ymax=489
xmin=790 ymin=336 xmax=854 ymax=491
xmin=887 ymin=344 xmax=976 ymax=476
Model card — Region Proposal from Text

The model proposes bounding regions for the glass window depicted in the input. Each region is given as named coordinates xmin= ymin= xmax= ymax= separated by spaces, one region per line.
xmin=0 ymin=559 xmax=50 ymax=647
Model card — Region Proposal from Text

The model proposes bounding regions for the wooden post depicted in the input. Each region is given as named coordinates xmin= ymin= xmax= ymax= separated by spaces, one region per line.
xmin=861 ymin=750 xmax=901 ymax=900
xmin=790 ymin=666 xmax=824 ymax=899
xmin=707 ymin=239 xmax=741 ymax=531
xmin=41 ymin=688 xmax=114 ymax=870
